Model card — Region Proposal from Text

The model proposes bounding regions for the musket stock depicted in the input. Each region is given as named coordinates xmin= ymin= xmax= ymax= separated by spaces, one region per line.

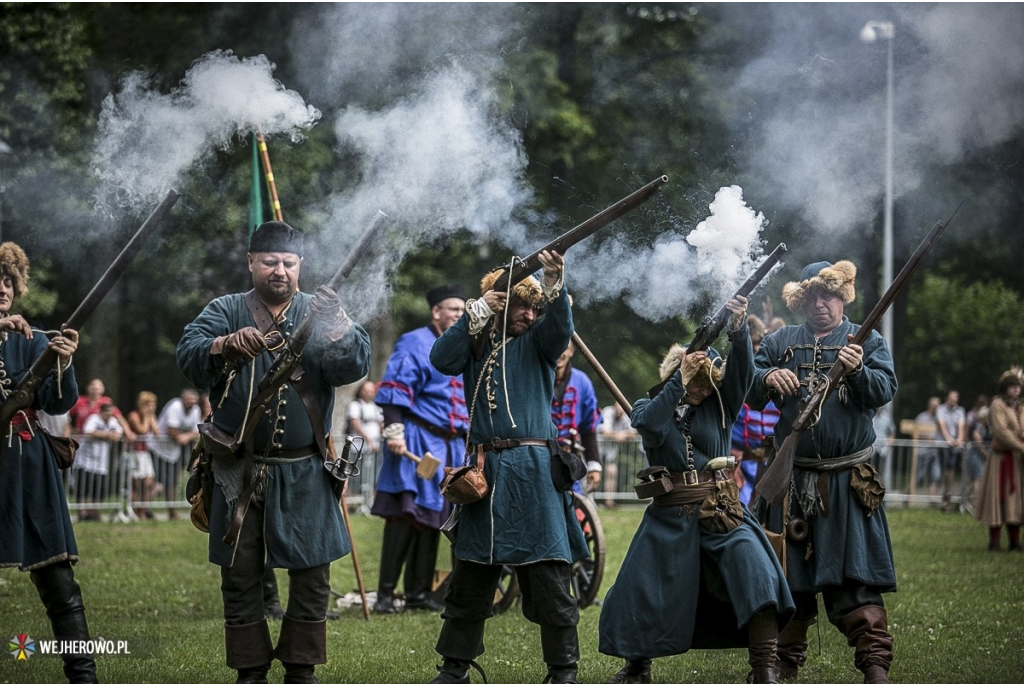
xmin=490 ymin=175 xmax=668 ymax=292
xmin=0 ymin=189 xmax=181 ymax=448
xmin=755 ymin=204 xmax=963 ymax=505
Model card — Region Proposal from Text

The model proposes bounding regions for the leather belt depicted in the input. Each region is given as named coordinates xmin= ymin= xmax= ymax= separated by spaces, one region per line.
xmin=256 ymin=444 xmax=319 ymax=462
xmin=669 ymin=470 xmax=724 ymax=487
xmin=473 ymin=438 xmax=550 ymax=452
xmin=409 ymin=414 xmax=466 ymax=441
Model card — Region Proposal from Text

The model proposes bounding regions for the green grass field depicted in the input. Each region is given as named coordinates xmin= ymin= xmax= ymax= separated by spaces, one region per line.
xmin=2 ymin=506 xmax=1021 ymax=683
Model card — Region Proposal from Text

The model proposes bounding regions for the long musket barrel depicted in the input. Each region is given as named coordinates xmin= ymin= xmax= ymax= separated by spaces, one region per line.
xmin=755 ymin=203 xmax=964 ymax=504
xmin=647 ymin=243 xmax=788 ymax=399
xmin=490 ymin=175 xmax=669 ymax=292
xmin=0 ymin=189 xmax=181 ymax=440
xmin=233 ymin=210 xmax=389 ymax=448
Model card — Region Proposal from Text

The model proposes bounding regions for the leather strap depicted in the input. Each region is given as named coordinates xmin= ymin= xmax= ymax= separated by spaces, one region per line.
xmin=409 ymin=414 xmax=465 ymax=441
xmin=472 ymin=437 xmax=550 ymax=452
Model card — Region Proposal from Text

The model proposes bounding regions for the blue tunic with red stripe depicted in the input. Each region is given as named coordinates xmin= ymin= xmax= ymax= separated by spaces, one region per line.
xmin=374 ymin=325 xmax=468 ymax=525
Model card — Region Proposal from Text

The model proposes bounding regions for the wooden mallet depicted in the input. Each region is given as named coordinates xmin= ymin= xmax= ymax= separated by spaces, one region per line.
xmin=401 ymin=449 xmax=441 ymax=480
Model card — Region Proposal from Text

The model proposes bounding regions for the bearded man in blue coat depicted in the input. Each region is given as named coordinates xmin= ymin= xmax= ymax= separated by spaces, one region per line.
xmin=177 ymin=221 xmax=371 ymax=684
xmin=372 ymin=283 xmax=468 ymax=613
xmin=428 ymin=250 xmax=589 ymax=684
xmin=751 ymin=260 xmax=898 ymax=684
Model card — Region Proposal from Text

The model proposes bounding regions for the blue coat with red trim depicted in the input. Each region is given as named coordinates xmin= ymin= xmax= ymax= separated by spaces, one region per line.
xmin=551 ymin=367 xmax=601 ymax=443
xmin=375 ymin=326 xmax=468 ymax=516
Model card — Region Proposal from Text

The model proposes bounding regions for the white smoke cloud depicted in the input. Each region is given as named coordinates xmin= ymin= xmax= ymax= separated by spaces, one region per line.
xmin=572 ymin=185 xmax=773 ymax=321
xmin=92 ymin=50 xmax=320 ymax=214
xmin=318 ymin=66 xmax=531 ymax=320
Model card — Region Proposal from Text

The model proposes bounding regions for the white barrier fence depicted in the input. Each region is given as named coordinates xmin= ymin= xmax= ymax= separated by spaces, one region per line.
xmin=62 ymin=434 xmax=991 ymax=521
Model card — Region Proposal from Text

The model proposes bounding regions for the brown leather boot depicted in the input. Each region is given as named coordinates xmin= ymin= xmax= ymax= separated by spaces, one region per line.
xmin=775 ymin=617 xmax=815 ymax=680
xmin=840 ymin=605 xmax=893 ymax=684
xmin=746 ymin=609 xmax=780 ymax=684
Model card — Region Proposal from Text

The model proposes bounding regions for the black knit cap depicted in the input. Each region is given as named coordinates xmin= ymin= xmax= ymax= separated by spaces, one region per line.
xmin=426 ymin=283 xmax=467 ymax=308
xmin=249 ymin=221 xmax=304 ymax=256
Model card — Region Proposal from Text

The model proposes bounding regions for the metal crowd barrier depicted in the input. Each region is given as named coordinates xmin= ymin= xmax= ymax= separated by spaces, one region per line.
xmin=63 ymin=432 xmax=991 ymax=522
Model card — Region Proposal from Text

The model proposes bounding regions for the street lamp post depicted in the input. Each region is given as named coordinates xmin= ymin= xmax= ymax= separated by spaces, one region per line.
xmin=860 ymin=20 xmax=895 ymax=356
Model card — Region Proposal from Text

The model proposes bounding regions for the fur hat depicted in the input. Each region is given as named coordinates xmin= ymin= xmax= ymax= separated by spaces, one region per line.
xmin=998 ymin=367 xmax=1023 ymax=393
xmin=0 ymin=242 xmax=30 ymax=298
xmin=249 ymin=221 xmax=304 ymax=256
xmin=782 ymin=260 xmax=857 ymax=312
xmin=479 ymin=268 xmax=543 ymax=307
xmin=658 ymin=344 xmax=725 ymax=386
xmin=426 ymin=283 xmax=467 ymax=308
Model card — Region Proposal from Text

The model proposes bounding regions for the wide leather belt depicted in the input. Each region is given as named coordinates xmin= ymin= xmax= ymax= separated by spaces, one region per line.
xmin=473 ymin=438 xmax=550 ymax=452
xmin=256 ymin=444 xmax=319 ymax=463
xmin=409 ymin=414 xmax=466 ymax=441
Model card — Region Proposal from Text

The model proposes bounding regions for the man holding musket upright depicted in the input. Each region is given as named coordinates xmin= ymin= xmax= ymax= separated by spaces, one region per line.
xmin=751 ymin=261 xmax=897 ymax=684
xmin=427 ymin=250 xmax=589 ymax=684
xmin=371 ymin=283 xmax=468 ymax=614
xmin=177 ymin=221 xmax=371 ymax=683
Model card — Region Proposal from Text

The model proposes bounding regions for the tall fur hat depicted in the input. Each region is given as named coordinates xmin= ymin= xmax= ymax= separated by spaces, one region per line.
xmin=998 ymin=367 xmax=1023 ymax=393
xmin=658 ymin=344 xmax=725 ymax=386
xmin=0 ymin=242 xmax=30 ymax=298
xmin=781 ymin=260 xmax=856 ymax=312
xmin=479 ymin=268 xmax=543 ymax=307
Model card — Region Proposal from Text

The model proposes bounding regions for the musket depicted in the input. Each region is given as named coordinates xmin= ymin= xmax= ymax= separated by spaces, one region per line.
xmin=647 ymin=243 xmax=788 ymax=398
xmin=0 ymin=189 xmax=181 ymax=453
xmin=755 ymin=203 xmax=963 ymax=505
xmin=231 ymin=210 xmax=388 ymax=450
xmin=489 ymin=175 xmax=669 ymax=292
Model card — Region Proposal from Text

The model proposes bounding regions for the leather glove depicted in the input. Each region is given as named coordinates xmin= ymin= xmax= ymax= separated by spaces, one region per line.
xmin=310 ymin=285 xmax=350 ymax=341
xmin=211 ymin=327 xmax=266 ymax=361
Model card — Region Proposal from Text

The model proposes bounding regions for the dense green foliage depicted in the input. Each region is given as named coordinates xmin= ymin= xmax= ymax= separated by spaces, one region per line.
xmin=1 ymin=507 xmax=1020 ymax=683
xmin=0 ymin=3 xmax=1021 ymax=422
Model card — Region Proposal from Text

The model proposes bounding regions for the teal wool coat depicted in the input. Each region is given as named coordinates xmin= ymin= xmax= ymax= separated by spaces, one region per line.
xmin=750 ymin=317 xmax=898 ymax=593
xmin=599 ymin=325 xmax=794 ymax=659
xmin=429 ymin=285 xmax=589 ymax=566
xmin=176 ymin=291 xmax=371 ymax=569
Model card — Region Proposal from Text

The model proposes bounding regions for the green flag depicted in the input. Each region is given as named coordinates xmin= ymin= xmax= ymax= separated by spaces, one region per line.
xmin=248 ymin=132 xmax=268 ymax=238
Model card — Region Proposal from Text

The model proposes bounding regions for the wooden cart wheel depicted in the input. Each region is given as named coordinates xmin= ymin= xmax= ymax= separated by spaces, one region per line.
xmin=570 ymin=491 xmax=605 ymax=608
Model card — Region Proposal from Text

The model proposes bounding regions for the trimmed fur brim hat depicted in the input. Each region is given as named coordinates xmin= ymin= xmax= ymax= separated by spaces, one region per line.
xmin=480 ymin=269 xmax=543 ymax=307
xmin=0 ymin=242 xmax=30 ymax=298
xmin=999 ymin=367 xmax=1023 ymax=393
xmin=658 ymin=343 xmax=725 ymax=386
xmin=782 ymin=260 xmax=856 ymax=312
xmin=249 ymin=221 xmax=304 ymax=256
xmin=426 ymin=283 xmax=467 ymax=308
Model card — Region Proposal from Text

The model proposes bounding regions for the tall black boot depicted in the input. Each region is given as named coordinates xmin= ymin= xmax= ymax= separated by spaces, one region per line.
xmin=375 ymin=518 xmax=415 ymax=614
xmin=275 ymin=615 xmax=327 ymax=684
xmin=405 ymin=528 xmax=444 ymax=611
xmin=540 ymin=625 xmax=579 ymax=684
xmin=31 ymin=562 xmax=98 ymax=684
xmin=263 ymin=568 xmax=285 ymax=620
xmin=225 ymin=619 xmax=274 ymax=684
xmin=607 ymin=659 xmax=652 ymax=684
xmin=432 ymin=618 xmax=487 ymax=684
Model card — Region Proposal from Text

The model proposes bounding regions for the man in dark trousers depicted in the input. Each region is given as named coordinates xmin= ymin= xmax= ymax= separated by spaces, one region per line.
xmin=751 ymin=260 xmax=898 ymax=684
xmin=428 ymin=251 xmax=588 ymax=684
xmin=372 ymin=283 xmax=468 ymax=613
xmin=177 ymin=221 xmax=371 ymax=683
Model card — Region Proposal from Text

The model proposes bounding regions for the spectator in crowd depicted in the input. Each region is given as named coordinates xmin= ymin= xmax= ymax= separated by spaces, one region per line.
xmin=964 ymin=396 xmax=991 ymax=505
xmin=69 ymin=377 xmax=135 ymax=441
xmin=872 ymin=403 xmax=896 ymax=475
xmin=347 ymin=380 xmax=384 ymax=455
xmin=126 ymin=391 xmax=160 ymax=520
xmin=975 ymin=369 xmax=1024 ymax=551
xmin=914 ymin=397 xmax=941 ymax=498
xmin=598 ymin=403 xmax=637 ymax=508
xmin=936 ymin=390 xmax=967 ymax=512
xmin=155 ymin=389 xmax=202 ymax=519
xmin=74 ymin=402 xmax=123 ymax=522
xmin=729 ymin=314 xmax=779 ymax=505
